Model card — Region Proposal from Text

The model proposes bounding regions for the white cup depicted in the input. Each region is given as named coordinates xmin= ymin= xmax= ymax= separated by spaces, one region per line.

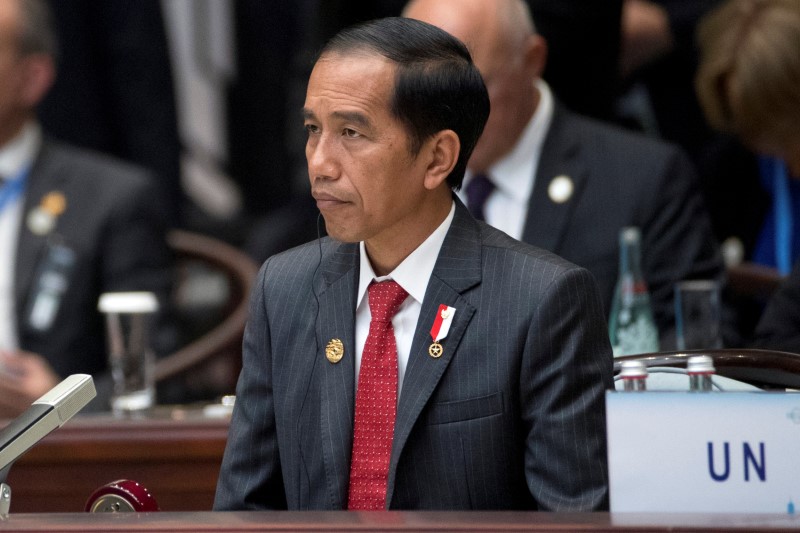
xmin=98 ymin=292 xmax=159 ymax=416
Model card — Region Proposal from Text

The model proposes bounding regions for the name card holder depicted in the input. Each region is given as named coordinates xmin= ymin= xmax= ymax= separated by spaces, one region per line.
xmin=606 ymin=391 xmax=800 ymax=513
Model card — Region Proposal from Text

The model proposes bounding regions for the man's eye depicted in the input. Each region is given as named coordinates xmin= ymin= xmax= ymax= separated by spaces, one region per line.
xmin=343 ymin=128 xmax=361 ymax=138
xmin=305 ymin=124 xmax=320 ymax=134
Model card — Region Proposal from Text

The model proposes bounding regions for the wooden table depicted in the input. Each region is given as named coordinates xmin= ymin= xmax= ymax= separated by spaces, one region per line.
xmin=4 ymin=407 xmax=230 ymax=513
xmin=4 ymin=410 xmax=800 ymax=531
xmin=0 ymin=511 xmax=799 ymax=532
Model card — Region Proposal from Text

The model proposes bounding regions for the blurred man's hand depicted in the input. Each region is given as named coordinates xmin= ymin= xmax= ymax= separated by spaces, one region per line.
xmin=0 ymin=351 xmax=60 ymax=419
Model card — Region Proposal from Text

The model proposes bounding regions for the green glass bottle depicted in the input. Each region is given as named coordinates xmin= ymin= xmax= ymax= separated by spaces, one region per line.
xmin=608 ymin=227 xmax=660 ymax=356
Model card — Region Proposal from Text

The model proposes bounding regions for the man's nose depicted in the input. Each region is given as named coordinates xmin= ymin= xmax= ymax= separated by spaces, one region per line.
xmin=307 ymin=135 xmax=339 ymax=180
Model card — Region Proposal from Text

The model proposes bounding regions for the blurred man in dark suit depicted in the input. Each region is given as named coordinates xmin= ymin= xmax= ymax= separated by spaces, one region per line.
xmin=620 ymin=0 xmax=768 ymax=268
xmin=38 ymin=0 xmax=182 ymax=228
xmin=0 ymin=0 xmax=172 ymax=415
xmin=404 ymin=0 xmax=724 ymax=344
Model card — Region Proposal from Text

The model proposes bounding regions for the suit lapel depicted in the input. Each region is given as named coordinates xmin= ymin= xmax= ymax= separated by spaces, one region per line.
xmin=14 ymin=142 xmax=65 ymax=317
xmin=386 ymin=201 xmax=480 ymax=505
xmin=521 ymin=103 xmax=588 ymax=253
xmin=316 ymin=241 xmax=359 ymax=508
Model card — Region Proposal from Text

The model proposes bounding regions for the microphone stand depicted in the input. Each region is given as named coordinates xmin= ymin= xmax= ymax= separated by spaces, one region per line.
xmin=0 ymin=375 xmax=96 ymax=518
xmin=0 ymin=469 xmax=10 ymax=518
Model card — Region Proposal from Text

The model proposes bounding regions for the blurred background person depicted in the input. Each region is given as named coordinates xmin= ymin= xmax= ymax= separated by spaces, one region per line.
xmin=619 ymin=0 xmax=770 ymax=273
xmin=403 ymin=0 xmax=724 ymax=346
xmin=695 ymin=0 xmax=800 ymax=352
xmin=38 ymin=0 xmax=183 ymax=229
xmin=0 ymin=0 xmax=173 ymax=415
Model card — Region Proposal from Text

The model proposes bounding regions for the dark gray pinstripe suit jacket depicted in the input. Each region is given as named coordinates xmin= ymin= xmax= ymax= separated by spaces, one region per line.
xmin=214 ymin=199 xmax=613 ymax=511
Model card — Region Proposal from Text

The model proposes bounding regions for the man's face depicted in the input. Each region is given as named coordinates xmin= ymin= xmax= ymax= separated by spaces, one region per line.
xmin=403 ymin=0 xmax=539 ymax=172
xmin=0 ymin=0 xmax=32 ymax=145
xmin=304 ymin=52 xmax=433 ymax=246
xmin=469 ymin=42 xmax=536 ymax=171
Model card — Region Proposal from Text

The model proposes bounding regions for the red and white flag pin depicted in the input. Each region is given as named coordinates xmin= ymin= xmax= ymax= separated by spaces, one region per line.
xmin=429 ymin=304 xmax=455 ymax=358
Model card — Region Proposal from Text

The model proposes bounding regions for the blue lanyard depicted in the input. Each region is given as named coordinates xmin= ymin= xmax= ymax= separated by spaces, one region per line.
xmin=771 ymin=159 xmax=792 ymax=275
xmin=0 ymin=165 xmax=30 ymax=214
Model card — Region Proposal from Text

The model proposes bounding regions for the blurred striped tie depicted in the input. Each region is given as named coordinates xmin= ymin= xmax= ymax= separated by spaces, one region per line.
xmin=465 ymin=173 xmax=495 ymax=221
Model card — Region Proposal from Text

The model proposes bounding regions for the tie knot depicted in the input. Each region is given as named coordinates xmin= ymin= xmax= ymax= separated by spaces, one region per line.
xmin=367 ymin=280 xmax=407 ymax=323
xmin=465 ymin=173 xmax=495 ymax=221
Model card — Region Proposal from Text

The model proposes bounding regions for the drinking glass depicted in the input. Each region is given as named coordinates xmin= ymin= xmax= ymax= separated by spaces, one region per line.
xmin=674 ymin=280 xmax=723 ymax=350
xmin=98 ymin=292 xmax=159 ymax=416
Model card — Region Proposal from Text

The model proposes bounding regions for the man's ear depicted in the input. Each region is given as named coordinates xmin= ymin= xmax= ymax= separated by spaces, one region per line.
xmin=423 ymin=129 xmax=460 ymax=190
xmin=523 ymin=34 xmax=548 ymax=80
xmin=19 ymin=54 xmax=55 ymax=108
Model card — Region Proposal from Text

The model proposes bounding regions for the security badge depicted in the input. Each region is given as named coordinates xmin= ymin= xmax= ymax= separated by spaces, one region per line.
xmin=27 ymin=191 xmax=67 ymax=236
xmin=429 ymin=304 xmax=456 ymax=358
xmin=326 ymin=338 xmax=344 ymax=363
xmin=24 ymin=240 xmax=76 ymax=332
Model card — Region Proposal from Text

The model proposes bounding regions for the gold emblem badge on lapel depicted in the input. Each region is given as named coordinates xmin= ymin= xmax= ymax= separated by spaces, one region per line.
xmin=27 ymin=191 xmax=67 ymax=236
xmin=429 ymin=304 xmax=456 ymax=358
xmin=326 ymin=338 xmax=344 ymax=363
xmin=547 ymin=175 xmax=574 ymax=204
xmin=428 ymin=342 xmax=443 ymax=358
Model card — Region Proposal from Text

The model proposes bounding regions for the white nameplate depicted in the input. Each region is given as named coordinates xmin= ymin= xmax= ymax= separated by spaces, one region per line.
xmin=607 ymin=391 xmax=800 ymax=513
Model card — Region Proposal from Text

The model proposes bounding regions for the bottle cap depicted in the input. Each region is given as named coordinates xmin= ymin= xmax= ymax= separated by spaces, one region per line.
xmin=619 ymin=360 xmax=648 ymax=379
xmin=686 ymin=355 xmax=715 ymax=374
xmin=98 ymin=292 xmax=159 ymax=314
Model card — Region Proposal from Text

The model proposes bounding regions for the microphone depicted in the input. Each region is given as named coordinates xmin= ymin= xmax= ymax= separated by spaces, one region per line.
xmin=0 ymin=374 xmax=96 ymax=476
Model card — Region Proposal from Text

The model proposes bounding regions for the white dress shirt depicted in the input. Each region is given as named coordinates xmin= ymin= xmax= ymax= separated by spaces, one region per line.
xmin=0 ymin=122 xmax=42 ymax=351
xmin=355 ymin=202 xmax=455 ymax=398
xmin=457 ymin=79 xmax=554 ymax=240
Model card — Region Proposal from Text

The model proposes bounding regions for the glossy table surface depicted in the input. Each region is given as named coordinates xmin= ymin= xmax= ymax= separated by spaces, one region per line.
xmin=3 ymin=408 xmax=800 ymax=530
xmin=1 ymin=511 xmax=800 ymax=532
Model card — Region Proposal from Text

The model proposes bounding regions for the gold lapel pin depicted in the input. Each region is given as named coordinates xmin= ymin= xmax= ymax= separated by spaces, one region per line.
xmin=326 ymin=338 xmax=344 ymax=363
xmin=27 ymin=191 xmax=67 ymax=236
xmin=41 ymin=191 xmax=67 ymax=216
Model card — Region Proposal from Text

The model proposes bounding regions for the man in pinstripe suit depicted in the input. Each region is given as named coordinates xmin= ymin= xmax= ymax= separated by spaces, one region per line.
xmin=215 ymin=16 xmax=613 ymax=511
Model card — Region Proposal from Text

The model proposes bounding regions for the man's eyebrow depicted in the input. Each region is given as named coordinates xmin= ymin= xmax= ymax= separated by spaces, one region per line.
xmin=301 ymin=108 xmax=372 ymax=129
xmin=332 ymin=111 xmax=372 ymax=129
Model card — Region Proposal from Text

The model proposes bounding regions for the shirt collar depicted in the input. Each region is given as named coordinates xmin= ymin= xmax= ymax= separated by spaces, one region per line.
xmin=0 ymin=121 xmax=42 ymax=179
xmin=357 ymin=201 xmax=456 ymax=308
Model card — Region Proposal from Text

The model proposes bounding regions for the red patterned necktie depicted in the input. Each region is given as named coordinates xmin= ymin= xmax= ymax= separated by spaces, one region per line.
xmin=347 ymin=280 xmax=408 ymax=510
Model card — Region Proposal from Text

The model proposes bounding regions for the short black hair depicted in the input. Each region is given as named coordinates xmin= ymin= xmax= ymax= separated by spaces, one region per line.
xmin=319 ymin=17 xmax=490 ymax=190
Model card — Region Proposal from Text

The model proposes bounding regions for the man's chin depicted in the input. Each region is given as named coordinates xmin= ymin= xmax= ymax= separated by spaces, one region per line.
xmin=320 ymin=222 xmax=359 ymax=244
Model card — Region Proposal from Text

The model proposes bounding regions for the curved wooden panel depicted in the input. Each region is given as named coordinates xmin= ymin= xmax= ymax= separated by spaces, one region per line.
xmin=154 ymin=230 xmax=259 ymax=383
